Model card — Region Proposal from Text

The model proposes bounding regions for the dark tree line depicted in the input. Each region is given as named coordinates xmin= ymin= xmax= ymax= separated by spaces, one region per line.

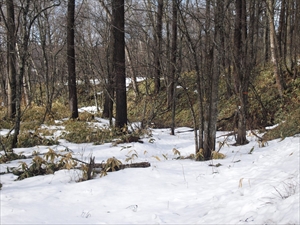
xmin=0 ymin=0 xmax=299 ymax=158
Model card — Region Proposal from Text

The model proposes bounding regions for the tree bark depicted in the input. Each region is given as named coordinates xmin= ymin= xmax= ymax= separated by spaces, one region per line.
xmin=101 ymin=4 xmax=114 ymax=125
xmin=113 ymin=0 xmax=127 ymax=129
xmin=125 ymin=44 xmax=139 ymax=96
xmin=67 ymin=0 xmax=79 ymax=119
xmin=6 ymin=0 xmax=16 ymax=119
xmin=294 ymin=0 xmax=300 ymax=78
xmin=277 ymin=0 xmax=286 ymax=59
xmin=154 ymin=0 xmax=163 ymax=94
xmin=12 ymin=0 xmax=31 ymax=148
xmin=170 ymin=0 xmax=178 ymax=135
xmin=266 ymin=0 xmax=286 ymax=97
xmin=285 ymin=0 xmax=292 ymax=72
xmin=207 ymin=0 xmax=223 ymax=158
xmin=263 ymin=14 xmax=270 ymax=65
xmin=233 ymin=0 xmax=249 ymax=145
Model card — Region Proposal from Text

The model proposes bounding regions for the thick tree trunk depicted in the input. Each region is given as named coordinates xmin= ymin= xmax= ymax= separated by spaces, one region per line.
xmin=113 ymin=0 xmax=127 ymax=129
xmin=67 ymin=0 xmax=78 ymax=119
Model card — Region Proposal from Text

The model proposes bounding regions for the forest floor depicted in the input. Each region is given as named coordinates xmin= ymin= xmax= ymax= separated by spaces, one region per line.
xmin=0 ymin=106 xmax=299 ymax=224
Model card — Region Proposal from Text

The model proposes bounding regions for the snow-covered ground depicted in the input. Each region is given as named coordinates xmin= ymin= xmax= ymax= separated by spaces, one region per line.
xmin=0 ymin=118 xmax=299 ymax=224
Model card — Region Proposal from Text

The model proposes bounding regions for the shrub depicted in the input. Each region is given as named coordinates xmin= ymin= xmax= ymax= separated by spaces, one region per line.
xmin=100 ymin=157 xmax=122 ymax=177
xmin=17 ymin=131 xmax=58 ymax=148
xmin=0 ymin=150 xmax=26 ymax=163
xmin=51 ymin=102 xmax=70 ymax=120
xmin=13 ymin=149 xmax=78 ymax=180
xmin=0 ymin=117 xmax=14 ymax=130
xmin=263 ymin=108 xmax=300 ymax=141
xmin=62 ymin=120 xmax=116 ymax=144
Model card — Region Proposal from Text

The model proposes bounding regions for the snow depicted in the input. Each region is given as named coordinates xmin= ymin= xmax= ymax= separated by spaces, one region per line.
xmin=78 ymin=106 xmax=99 ymax=114
xmin=0 ymin=117 xmax=299 ymax=224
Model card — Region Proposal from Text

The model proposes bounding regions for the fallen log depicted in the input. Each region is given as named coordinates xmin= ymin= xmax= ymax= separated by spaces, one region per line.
xmin=119 ymin=162 xmax=151 ymax=169
xmin=80 ymin=157 xmax=151 ymax=180
xmin=92 ymin=161 xmax=151 ymax=177
xmin=94 ymin=161 xmax=151 ymax=170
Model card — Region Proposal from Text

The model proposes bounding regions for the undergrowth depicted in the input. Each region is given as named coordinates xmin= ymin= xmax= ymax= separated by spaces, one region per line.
xmin=0 ymin=131 xmax=58 ymax=149
xmin=0 ymin=150 xmax=26 ymax=164
xmin=11 ymin=148 xmax=78 ymax=180
xmin=262 ymin=108 xmax=300 ymax=141
xmin=0 ymin=66 xmax=299 ymax=146
xmin=62 ymin=120 xmax=116 ymax=144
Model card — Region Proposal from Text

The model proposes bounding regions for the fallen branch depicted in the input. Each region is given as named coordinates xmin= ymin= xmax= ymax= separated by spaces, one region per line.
xmin=250 ymin=130 xmax=263 ymax=141
xmin=94 ymin=161 xmax=151 ymax=170
xmin=216 ymin=131 xmax=236 ymax=138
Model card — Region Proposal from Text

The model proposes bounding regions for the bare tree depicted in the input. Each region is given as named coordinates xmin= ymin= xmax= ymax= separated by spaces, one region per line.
xmin=35 ymin=2 xmax=59 ymax=122
xmin=169 ymin=0 xmax=178 ymax=135
xmin=265 ymin=0 xmax=286 ymax=97
xmin=5 ymin=0 xmax=16 ymax=119
xmin=262 ymin=9 xmax=270 ymax=65
xmin=154 ymin=0 xmax=163 ymax=94
xmin=67 ymin=0 xmax=78 ymax=119
xmin=9 ymin=1 xmax=61 ymax=148
xmin=232 ymin=0 xmax=249 ymax=145
xmin=99 ymin=1 xmax=115 ymax=125
xmin=113 ymin=0 xmax=127 ymax=128
xmin=177 ymin=0 xmax=223 ymax=160
xmin=294 ymin=0 xmax=300 ymax=78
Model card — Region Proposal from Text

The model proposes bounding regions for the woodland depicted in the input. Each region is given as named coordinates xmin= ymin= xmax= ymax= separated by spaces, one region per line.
xmin=0 ymin=0 xmax=300 ymax=162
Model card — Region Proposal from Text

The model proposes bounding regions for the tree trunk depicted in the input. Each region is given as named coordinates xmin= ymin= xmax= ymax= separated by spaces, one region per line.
xmin=102 ymin=43 xmax=115 ymax=125
xmin=285 ymin=0 xmax=292 ymax=72
xmin=201 ymin=0 xmax=222 ymax=160
xmin=6 ymin=0 xmax=16 ymax=119
xmin=12 ymin=1 xmax=31 ymax=148
xmin=154 ymin=0 xmax=163 ymax=94
xmin=170 ymin=0 xmax=178 ymax=135
xmin=37 ymin=11 xmax=52 ymax=121
xmin=178 ymin=0 xmax=222 ymax=160
xmin=266 ymin=0 xmax=286 ymax=97
xmin=294 ymin=0 xmax=300 ymax=78
xmin=125 ymin=44 xmax=139 ymax=96
xmin=277 ymin=0 xmax=286 ymax=59
xmin=67 ymin=0 xmax=78 ymax=119
xmin=263 ymin=14 xmax=270 ymax=65
xmin=101 ymin=2 xmax=114 ymax=123
xmin=208 ymin=0 xmax=223 ymax=158
xmin=202 ymin=0 xmax=213 ymax=160
xmin=113 ymin=0 xmax=127 ymax=129
xmin=178 ymin=5 xmax=203 ymax=155
xmin=233 ymin=0 xmax=249 ymax=146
